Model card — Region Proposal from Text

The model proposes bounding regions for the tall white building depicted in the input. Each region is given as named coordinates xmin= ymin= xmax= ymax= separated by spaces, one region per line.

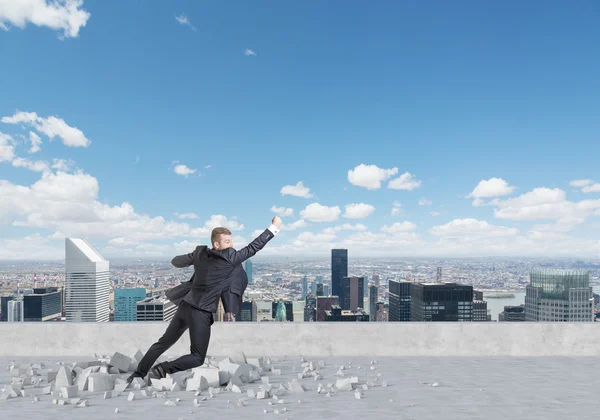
xmin=65 ymin=238 xmax=110 ymax=322
xmin=7 ymin=299 xmax=24 ymax=322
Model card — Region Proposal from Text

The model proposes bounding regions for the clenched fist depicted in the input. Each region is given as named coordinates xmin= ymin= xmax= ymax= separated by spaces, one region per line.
xmin=272 ymin=216 xmax=283 ymax=228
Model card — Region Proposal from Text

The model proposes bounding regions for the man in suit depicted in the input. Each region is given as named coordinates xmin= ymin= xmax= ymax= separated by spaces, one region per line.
xmin=127 ymin=216 xmax=282 ymax=383
xmin=221 ymin=263 xmax=247 ymax=321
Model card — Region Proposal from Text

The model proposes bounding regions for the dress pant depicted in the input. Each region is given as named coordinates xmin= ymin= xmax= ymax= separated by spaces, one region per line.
xmin=134 ymin=301 xmax=214 ymax=376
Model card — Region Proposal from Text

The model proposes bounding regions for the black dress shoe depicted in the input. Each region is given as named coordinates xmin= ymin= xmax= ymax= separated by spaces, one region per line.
xmin=149 ymin=364 xmax=166 ymax=379
xmin=126 ymin=373 xmax=144 ymax=385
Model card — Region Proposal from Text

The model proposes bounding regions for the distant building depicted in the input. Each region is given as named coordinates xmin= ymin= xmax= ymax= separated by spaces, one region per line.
xmin=316 ymin=296 xmax=340 ymax=322
xmin=304 ymin=294 xmax=317 ymax=322
xmin=473 ymin=290 xmax=484 ymax=301
xmin=499 ymin=305 xmax=526 ymax=322
xmin=375 ymin=302 xmax=388 ymax=322
xmin=114 ymin=288 xmax=146 ymax=322
xmin=65 ymin=238 xmax=110 ymax=322
xmin=525 ymin=269 xmax=593 ymax=322
xmin=331 ymin=249 xmax=348 ymax=302
xmin=7 ymin=299 xmax=24 ymax=322
xmin=372 ymin=274 xmax=381 ymax=287
xmin=239 ymin=301 xmax=253 ymax=322
xmin=0 ymin=295 xmax=15 ymax=322
xmin=369 ymin=284 xmax=378 ymax=321
xmin=411 ymin=282 xmax=473 ymax=322
xmin=324 ymin=305 xmax=369 ymax=322
xmin=389 ymin=280 xmax=412 ymax=321
xmin=136 ymin=296 xmax=176 ymax=322
xmin=245 ymin=259 xmax=253 ymax=284
xmin=253 ymin=300 xmax=273 ymax=322
xmin=23 ymin=287 xmax=62 ymax=322
xmin=316 ymin=283 xmax=324 ymax=297
xmin=472 ymin=300 xmax=489 ymax=322
xmin=272 ymin=300 xmax=293 ymax=322
xmin=341 ymin=276 xmax=365 ymax=310
xmin=436 ymin=267 xmax=442 ymax=282
xmin=301 ymin=276 xmax=308 ymax=300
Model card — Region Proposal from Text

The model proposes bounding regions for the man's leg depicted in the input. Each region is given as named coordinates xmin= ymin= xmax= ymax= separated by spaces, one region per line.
xmin=131 ymin=303 xmax=189 ymax=378
xmin=160 ymin=308 xmax=213 ymax=374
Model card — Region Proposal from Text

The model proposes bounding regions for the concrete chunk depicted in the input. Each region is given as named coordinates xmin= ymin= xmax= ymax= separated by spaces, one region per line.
xmin=192 ymin=367 xmax=220 ymax=388
xmin=186 ymin=376 xmax=208 ymax=392
xmin=256 ymin=390 xmax=270 ymax=399
xmin=55 ymin=366 xmax=72 ymax=388
xmin=335 ymin=378 xmax=353 ymax=392
xmin=230 ymin=351 xmax=246 ymax=365
xmin=164 ymin=399 xmax=177 ymax=406
xmin=127 ymin=392 xmax=135 ymax=401
xmin=88 ymin=373 xmax=114 ymax=392
xmin=77 ymin=400 xmax=89 ymax=407
xmin=109 ymin=352 xmax=132 ymax=373
xmin=61 ymin=385 xmax=78 ymax=398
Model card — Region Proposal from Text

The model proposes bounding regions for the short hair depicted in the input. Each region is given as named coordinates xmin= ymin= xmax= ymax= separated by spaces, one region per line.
xmin=211 ymin=227 xmax=232 ymax=245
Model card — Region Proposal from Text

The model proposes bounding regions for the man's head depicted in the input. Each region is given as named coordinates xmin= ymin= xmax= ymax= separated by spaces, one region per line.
xmin=211 ymin=227 xmax=232 ymax=250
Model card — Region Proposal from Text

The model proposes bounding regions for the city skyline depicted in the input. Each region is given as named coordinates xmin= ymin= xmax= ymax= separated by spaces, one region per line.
xmin=2 ymin=2 xmax=600 ymax=260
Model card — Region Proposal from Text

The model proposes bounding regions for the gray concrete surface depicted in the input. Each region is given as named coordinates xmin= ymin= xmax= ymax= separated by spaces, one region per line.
xmin=1 ymin=322 xmax=599 ymax=357
xmin=1 ymin=355 xmax=598 ymax=419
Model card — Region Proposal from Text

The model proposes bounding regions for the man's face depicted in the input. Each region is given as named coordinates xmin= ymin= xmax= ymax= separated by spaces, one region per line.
xmin=214 ymin=234 xmax=232 ymax=250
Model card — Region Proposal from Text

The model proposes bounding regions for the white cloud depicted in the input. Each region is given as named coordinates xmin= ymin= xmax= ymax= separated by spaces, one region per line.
xmin=244 ymin=48 xmax=256 ymax=56
xmin=281 ymin=219 xmax=306 ymax=231
xmin=299 ymin=203 xmax=341 ymax=222
xmin=343 ymin=203 xmax=375 ymax=219
xmin=387 ymin=172 xmax=422 ymax=191
xmin=0 ymin=133 xmax=16 ymax=162
xmin=135 ymin=155 xmax=140 ymax=164
xmin=380 ymin=221 xmax=417 ymax=233
xmin=296 ymin=231 xmax=337 ymax=243
xmin=493 ymin=188 xmax=569 ymax=220
xmin=204 ymin=164 xmax=212 ymax=169
xmin=582 ymin=183 xmax=600 ymax=193
xmin=270 ymin=205 xmax=294 ymax=217
xmin=347 ymin=164 xmax=398 ymax=190
xmin=202 ymin=215 xmax=244 ymax=231
xmin=173 ymin=164 xmax=196 ymax=177
xmin=1 ymin=111 xmax=91 ymax=147
xmin=0 ymin=0 xmax=90 ymax=38
xmin=28 ymin=131 xmax=42 ymax=153
xmin=322 ymin=224 xmax=368 ymax=235
xmin=175 ymin=212 xmax=199 ymax=220
xmin=472 ymin=198 xmax=501 ymax=207
xmin=280 ymin=181 xmax=313 ymax=198
xmin=570 ymin=179 xmax=593 ymax=188
xmin=468 ymin=177 xmax=516 ymax=198
xmin=10 ymin=157 xmax=50 ymax=173
xmin=430 ymin=218 xmax=518 ymax=238
xmin=175 ymin=14 xmax=196 ymax=30
xmin=430 ymin=211 xmax=441 ymax=216
xmin=391 ymin=201 xmax=403 ymax=216
xmin=51 ymin=158 xmax=75 ymax=172
xmin=0 ymin=170 xmax=251 ymax=243
xmin=418 ymin=198 xmax=432 ymax=206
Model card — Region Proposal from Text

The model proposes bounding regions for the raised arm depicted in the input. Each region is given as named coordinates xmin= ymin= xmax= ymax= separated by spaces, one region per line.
xmin=226 ymin=217 xmax=282 ymax=266
xmin=171 ymin=245 xmax=204 ymax=268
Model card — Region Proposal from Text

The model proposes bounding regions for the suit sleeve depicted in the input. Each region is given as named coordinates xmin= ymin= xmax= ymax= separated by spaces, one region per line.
xmin=171 ymin=246 xmax=200 ymax=268
xmin=226 ymin=224 xmax=279 ymax=266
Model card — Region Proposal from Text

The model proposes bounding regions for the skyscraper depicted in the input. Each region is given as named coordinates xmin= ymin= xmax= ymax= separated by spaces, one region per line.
xmin=302 ymin=276 xmax=308 ymax=300
xmin=331 ymin=249 xmax=348 ymax=301
xmin=411 ymin=282 xmax=473 ymax=322
xmin=324 ymin=305 xmax=369 ymax=322
xmin=23 ymin=287 xmax=62 ymax=322
xmin=253 ymin=300 xmax=273 ymax=321
xmin=316 ymin=296 xmax=340 ymax=322
xmin=499 ymin=305 xmax=526 ymax=322
xmin=239 ymin=301 xmax=253 ymax=321
xmin=272 ymin=300 xmax=294 ymax=322
xmin=0 ymin=295 xmax=15 ymax=322
xmin=304 ymin=294 xmax=317 ymax=322
xmin=316 ymin=283 xmax=324 ymax=297
xmin=7 ymin=299 xmax=24 ymax=322
xmin=245 ymin=259 xmax=253 ymax=284
xmin=472 ymin=300 xmax=489 ymax=322
xmin=341 ymin=276 xmax=365 ymax=311
xmin=525 ymin=269 xmax=593 ymax=322
xmin=136 ymin=296 xmax=176 ymax=322
xmin=388 ymin=280 xmax=412 ymax=321
xmin=436 ymin=267 xmax=442 ymax=282
xmin=114 ymin=288 xmax=146 ymax=322
xmin=369 ymin=284 xmax=378 ymax=322
xmin=65 ymin=238 xmax=110 ymax=322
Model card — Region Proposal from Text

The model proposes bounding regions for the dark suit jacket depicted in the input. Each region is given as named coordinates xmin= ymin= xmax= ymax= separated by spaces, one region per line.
xmin=220 ymin=264 xmax=247 ymax=316
xmin=166 ymin=228 xmax=274 ymax=313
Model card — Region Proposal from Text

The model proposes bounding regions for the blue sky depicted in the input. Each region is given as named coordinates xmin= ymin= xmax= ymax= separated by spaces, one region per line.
xmin=1 ymin=0 xmax=600 ymax=260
